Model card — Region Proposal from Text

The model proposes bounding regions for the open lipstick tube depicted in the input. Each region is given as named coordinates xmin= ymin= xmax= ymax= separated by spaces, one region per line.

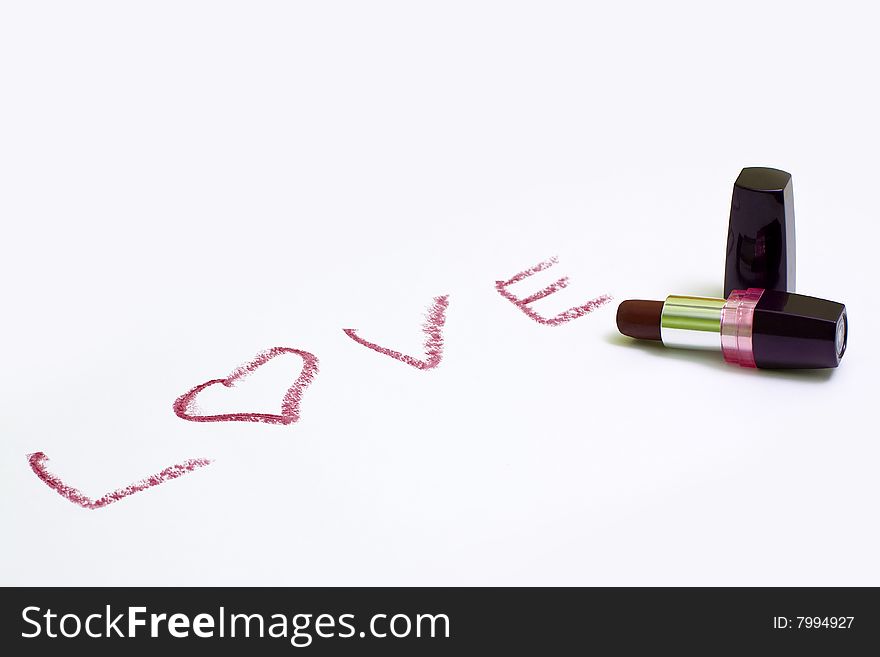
xmin=617 ymin=288 xmax=847 ymax=369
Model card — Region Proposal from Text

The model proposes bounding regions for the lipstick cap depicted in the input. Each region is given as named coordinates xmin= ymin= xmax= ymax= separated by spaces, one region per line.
xmin=723 ymin=167 xmax=796 ymax=297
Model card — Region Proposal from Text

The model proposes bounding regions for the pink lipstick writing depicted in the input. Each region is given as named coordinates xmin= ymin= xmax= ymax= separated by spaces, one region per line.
xmin=495 ymin=257 xmax=611 ymax=326
xmin=343 ymin=295 xmax=449 ymax=370
xmin=173 ymin=347 xmax=319 ymax=425
xmin=29 ymin=255 xmax=613 ymax=510
xmin=27 ymin=452 xmax=213 ymax=510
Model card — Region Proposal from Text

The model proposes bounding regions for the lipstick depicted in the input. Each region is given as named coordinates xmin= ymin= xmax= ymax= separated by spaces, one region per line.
xmin=617 ymin=288 xmax=847 ymax=369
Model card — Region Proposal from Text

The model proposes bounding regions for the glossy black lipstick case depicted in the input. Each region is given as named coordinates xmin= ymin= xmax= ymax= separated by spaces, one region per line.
xmin=724 ymin=167 xmax=796 ymax=297
xmin=750 ymin=290 xmax=847 ymax=369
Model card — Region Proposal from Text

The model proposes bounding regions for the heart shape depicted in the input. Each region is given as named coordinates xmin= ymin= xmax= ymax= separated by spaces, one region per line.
xmin=173 ymin=347 xmax=319 ymax=425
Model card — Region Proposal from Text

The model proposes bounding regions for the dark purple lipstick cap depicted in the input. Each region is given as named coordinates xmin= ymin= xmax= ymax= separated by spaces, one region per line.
xmin=723 ymin=167 xmax=796 ymax=297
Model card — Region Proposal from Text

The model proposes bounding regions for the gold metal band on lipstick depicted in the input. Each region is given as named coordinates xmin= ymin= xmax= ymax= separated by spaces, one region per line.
xmin=659 ymin=295 xmax=725 ymax=350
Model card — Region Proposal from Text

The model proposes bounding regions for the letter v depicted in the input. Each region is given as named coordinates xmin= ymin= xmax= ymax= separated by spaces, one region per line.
xmin=343 ymin=295 xmax=449 ymax=370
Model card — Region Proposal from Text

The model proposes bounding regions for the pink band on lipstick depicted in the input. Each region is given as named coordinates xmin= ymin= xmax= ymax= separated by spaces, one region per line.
xmin=720 ymin=288 xmax=764 ymax=368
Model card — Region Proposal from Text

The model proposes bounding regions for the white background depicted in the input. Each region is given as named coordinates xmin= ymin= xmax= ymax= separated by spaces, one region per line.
xmin=1 ymin=1 xmax=878 ymax=586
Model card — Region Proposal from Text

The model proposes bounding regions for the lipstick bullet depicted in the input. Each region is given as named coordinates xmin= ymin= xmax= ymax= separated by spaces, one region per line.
xmin=617 ymin=289 xmax=847 ymax=369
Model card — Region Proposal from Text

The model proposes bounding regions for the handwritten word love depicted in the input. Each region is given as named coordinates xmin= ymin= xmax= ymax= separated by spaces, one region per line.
xmin=27 ymin=258 xmax=609 ymax=509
